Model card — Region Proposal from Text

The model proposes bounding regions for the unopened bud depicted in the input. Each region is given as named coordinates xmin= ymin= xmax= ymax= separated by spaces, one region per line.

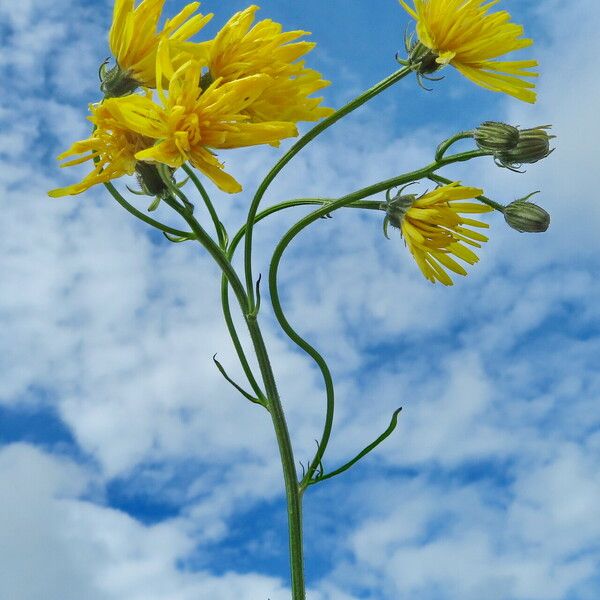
xmin=474 ymin=121 xmax=520 ymax=153
xmin=100 ymin=61 xmax=140 ymax=98
xmin=496 ymin=126 xmax=555 ymax=170
xmin=135 ymin=162 xmax=171 ymax=197
xmin=504 ymin=195 xmax=550 ymax=233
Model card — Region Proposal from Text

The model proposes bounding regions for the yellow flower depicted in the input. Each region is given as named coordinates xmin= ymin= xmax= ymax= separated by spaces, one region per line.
xmin=178 ymin=5 xmax=334 ymax=123
xmin=108 ymin=0 xmax=212 ymax=89
xmin=48 ymin=102 xmax=152 ymax=197
xmin=107 ymin=45 xmax=298 ymax=193
xmin=399 ymin=0 xmax=538 ymax=103
xmin=388 ymin=182 xmax=493 ymax=285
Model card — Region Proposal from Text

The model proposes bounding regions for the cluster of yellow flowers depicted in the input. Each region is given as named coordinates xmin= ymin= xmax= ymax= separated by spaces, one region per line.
xmin=50 ymin=1 xmax=333 ymax=197
xmin=50 ymin=0 xmax=544 ymax=287
xmin=392 ymin=0 xmax=541 ymax=285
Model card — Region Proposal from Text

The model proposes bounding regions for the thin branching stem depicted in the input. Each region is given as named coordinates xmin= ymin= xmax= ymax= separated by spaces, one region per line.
xmin=104 ymin=181 xmax=194 ymax=239
xmin=267 ymin=149 xmax=490 ymax=489
xmin=434 ymin=131 xmax=473 ymax=162
xmin=181 ymin=164 xmax=228 ymax=248
xmin=243 ymin=67 xmax=413 ymax=311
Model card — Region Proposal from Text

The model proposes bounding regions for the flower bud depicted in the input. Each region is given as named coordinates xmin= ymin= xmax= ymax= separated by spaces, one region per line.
xmin=135 ymin=162 xmax=171 ymax=197
xmin=100 ymin=62 xmax=140 ymax=98
xmin=496 ymin=126 xmax=554 ymax=169
xmin=473 ymin=121 xmax=520 ymax=153
xmin=504 ymin=196 xmax=550 ymax=233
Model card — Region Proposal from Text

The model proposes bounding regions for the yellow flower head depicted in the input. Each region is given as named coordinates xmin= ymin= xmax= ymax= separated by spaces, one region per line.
xmin=179 ymin=5 xmax=334 ymax=123
xmin=105 ymin=42 xmax=299 ymax=193
xmin=399 ymin=0 xmax=538 ymax=103
xmin=108 ymin=0 xmax=212 ymax=89
xmin=386 ymin=182 xmax=493 ymax=285
xmin=48 ymin=102 xmax=152 ymax=197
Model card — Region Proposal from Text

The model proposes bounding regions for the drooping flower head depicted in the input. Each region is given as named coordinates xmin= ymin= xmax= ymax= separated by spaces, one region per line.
xmin=178 ymin=5 xmax=334 ymax=123
xmin=398 ymin=0 xmax=538 ymax=103
xmin=105 ymin=42 xmax=298 ymax=193
xmin=48 ymin=101 xmax=153 ymax=197
xmin=384 ymin=182 xmax=493 ymax=285
xmin=105 ymin=0 xmax=212 ymax=93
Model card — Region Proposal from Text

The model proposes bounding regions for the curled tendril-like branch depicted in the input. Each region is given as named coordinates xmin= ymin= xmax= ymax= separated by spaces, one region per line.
xmin=434 ymin=131 xmax=475 ymax=162
xmin=104 ymin=181 xmax=196 ymax=239
xmin=98 ymin=57 xmax=110 ymax=82
xmin=163 ymin=232 xmax=195 ymax=243
xmin=306 ymin=408 xmax=402 ymax=487
xmin=248 ymin=274 xmax=262 ymax=320
xmin=213 ymin=354 xmax=267 ymax=408
xmin=125 ymin=185 xmax=148 ymax=197
xmin=299 ymin=461 xmax=306 ymax=479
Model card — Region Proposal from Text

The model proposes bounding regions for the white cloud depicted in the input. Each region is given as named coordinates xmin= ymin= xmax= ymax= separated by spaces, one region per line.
xmin=0 ymin=443 xmax=294 ymax=600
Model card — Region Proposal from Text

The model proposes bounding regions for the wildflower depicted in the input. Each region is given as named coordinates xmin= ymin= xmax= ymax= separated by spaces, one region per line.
xmin=107 ymin=45 xmax=298 ymax=193
xmin=48 ymin=101 xmax=153 ymax=197
xmin=384 ymin=182 xmax=493 ymax=285
xmin=178 ymin=5 xmax=334 ymax=124
xmin=398 ymin=0 xmax=538 ymax=103
xmin=104 ymin=0 xmax=213 ymax=95
xmin=495 ymin=126 xmax=554 ymax=170
xmin=504 ymin=194 xmax=550 ymax=232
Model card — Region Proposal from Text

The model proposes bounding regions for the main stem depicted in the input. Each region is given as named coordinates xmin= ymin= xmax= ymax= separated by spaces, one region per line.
xmin=159 ymin=189 xmax=306 ymax=598
xmin=246 ymin=319 xmax=305 ymax=598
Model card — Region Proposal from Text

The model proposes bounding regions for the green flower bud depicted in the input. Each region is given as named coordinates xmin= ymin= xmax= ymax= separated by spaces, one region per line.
xmin=504 ymin=195 xmax=550 ymax=233
xmin=132 ymin=163 xmax=181 ymax=213
xmin=99 ymin=61 xmax=140 ymax=98
xmin=473 ymin=121 xmax=520 ymax=153
xmin=496 ymin=125 xmax=555 ymax=170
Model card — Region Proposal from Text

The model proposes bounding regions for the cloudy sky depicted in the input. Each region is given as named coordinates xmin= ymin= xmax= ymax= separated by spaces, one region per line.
xmin=1 ymin=1 xmax=599 ymax=599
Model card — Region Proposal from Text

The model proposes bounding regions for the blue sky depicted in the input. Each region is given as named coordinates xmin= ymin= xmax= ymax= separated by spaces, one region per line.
xmin=1 ymin=1 xmax=599 ymax=599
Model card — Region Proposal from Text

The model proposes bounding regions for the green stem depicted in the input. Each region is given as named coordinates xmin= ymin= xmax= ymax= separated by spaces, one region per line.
xmin=104 ymin=181 xmax=195 ymax=239
xmin=213 ymin=354 xmax=266 ymax=407
xmin=157 ymin=166 xmax=248 ymax=313
xmin=177 ymin=166 xmax=264 ymax=400
xmin=243 ymin=66 xmax=412 ymax=310
xmin=157 ymin=167 xmax=306 ymax=598
xmin=347 ymin=149 xmax=489 ymax=201
xmin=220 ymin=275 xmax=266 ymax=401
xmin=309 ymin=408 xmax=402 ymax=485
xmin=219 ymin=200 xmax=377 ymax=413
xmin=269 ymin=150 xmax=490 ymax=488
xmin=434 ymin=131 xmax=473 ymax=162
xmin=229 ymin=198 xmax=382 ymax=258
xmin=220 ymin=198 xmax=382 ymax=426
xmin=159 ymin=168 xmax=267 ymax=402
xmin=245 ymin=318 xmax=306 ymax=598
xmin=181 ymin=164 xmax=228 ymax=248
